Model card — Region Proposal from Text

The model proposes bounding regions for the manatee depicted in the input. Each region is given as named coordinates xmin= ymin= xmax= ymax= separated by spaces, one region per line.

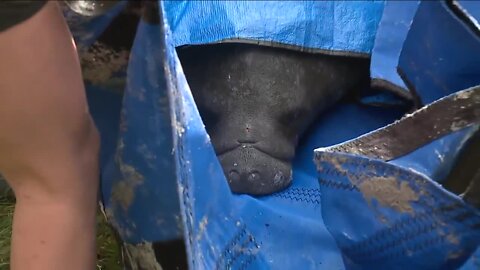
xmin=177 ymin=43 xmax=370 ymax=195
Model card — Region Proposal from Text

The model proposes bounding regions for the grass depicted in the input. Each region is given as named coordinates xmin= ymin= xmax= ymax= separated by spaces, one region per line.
xmin=0 ymin=189 xmax=122 ymax=270
xmin=0 ymin=195 xmax=14 ymax=270
xmin=95 ymin=208 xmax=123 ymax=270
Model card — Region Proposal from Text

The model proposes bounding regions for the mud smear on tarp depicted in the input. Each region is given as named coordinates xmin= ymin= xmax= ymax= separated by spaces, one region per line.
xmin=123 ymin=242 xmax=163 ymax=270
xmin=196 ymin=216 xmax=208 ymax=241
xmin=105 ymin=207 xmax=134 ymax=241
xmin=104 ymin=138 xmax=146 ymax=241
xmin=356 ymin=176 xmax=419 ymax=214
xmin=447 ymin=233 xmax=460 ymax=245
xmin=319 ymin=154 xmax=420 ymax=214
xmin=110 ymin=141 xmax=145 ymax=212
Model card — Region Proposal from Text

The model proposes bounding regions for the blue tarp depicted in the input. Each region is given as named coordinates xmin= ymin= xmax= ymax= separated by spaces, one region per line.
xmin=64 ymin=1 xmax=480 ymax=269
xmin=164 ymin=1 xmax=385 ymax=55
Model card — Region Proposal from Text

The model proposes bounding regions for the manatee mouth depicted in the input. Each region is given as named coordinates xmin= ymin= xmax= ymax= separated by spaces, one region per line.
xmin=216 ymin=141 xmax=292 ymax=163
xmin=217 ymin=144 xmax=293 ymax=195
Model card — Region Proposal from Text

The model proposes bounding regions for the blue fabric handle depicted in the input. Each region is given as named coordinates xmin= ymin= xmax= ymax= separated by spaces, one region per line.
xmin=315 ymin=151 xmax=480 ymax=270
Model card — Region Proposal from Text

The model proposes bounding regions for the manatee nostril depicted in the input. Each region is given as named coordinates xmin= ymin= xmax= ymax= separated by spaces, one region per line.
xmin=247 ymin=171 xmax=261 ymax=183
xmin=218 ymin=148 xmax=293 ymax=195
xmin=273 ymin=171 xmax=285 ymax=186
xmin=228 ymin=170 xmax=240 ymax=183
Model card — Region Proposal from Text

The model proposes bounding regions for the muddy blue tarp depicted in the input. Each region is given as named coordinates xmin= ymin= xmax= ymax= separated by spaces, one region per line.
xmin=163 ymin=1 xmax=385 ymax=55
xmin=65 ymin=1 xmax=480 ymax=269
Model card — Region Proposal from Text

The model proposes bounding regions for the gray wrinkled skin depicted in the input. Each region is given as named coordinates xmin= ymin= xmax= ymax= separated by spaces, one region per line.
xmin=178 ymin=43 xmax=370 ymax=195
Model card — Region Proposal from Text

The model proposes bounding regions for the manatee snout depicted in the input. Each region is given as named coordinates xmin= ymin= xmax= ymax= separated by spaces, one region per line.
xmin=219 ymin=145 xmax=291 ymax=195
xmin=209 ymin=116 xmax=296 ymax=195
xmin=177 ymin=43 xmax=370 ymax=196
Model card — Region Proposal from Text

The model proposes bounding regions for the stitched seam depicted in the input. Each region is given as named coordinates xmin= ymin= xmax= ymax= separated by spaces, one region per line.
xmin=344 ymin=203 xmax=463 ymax=254
xmin=215 ymin=224 xmax=259 ymax=270
xmin=238 ymin=255 xmax=256 ymax=270
xmin=345 ymin=203 xmax=462 ymax=253
xmin=316 ymin=156 xmax=461 ymax=210
xmin=228 ymin=234 xmax=259 ymax=270
xmin=272 ymin=193 xmax=321 ymax=204
xmin=226 ymin=237 xmax=251 ymax=269
xmin=275 ymin=187 xmax=322 ymax=196
xmin=215 ymin=224 xmax=247 ymax=270
xmin=272 ymin=188 xmax=322 ymax=204
xmin=318 ymin=178 xmax=358 ymax=191
xmin=345 ymin=207 xmax=474 ymax=260
xmin=356 ymin=234 xmax=447 ymax=263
